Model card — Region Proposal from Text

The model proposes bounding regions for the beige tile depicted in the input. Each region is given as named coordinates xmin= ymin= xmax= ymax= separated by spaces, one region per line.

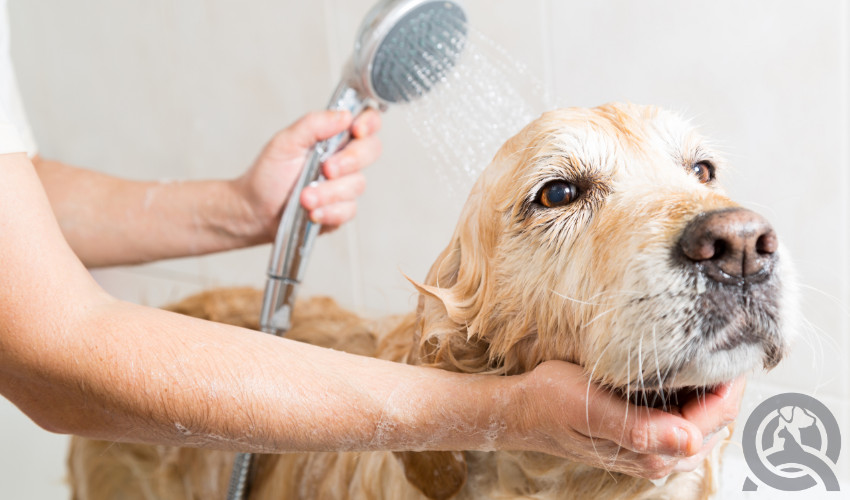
xmin=10 ymin=0 xmax=333 ymax=182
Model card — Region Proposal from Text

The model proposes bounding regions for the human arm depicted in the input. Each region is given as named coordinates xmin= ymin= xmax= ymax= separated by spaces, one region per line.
xmin=2 ymin=151 xmax=478 ymax=453
xmin=32 ymin=109 xmax=381 ymax=268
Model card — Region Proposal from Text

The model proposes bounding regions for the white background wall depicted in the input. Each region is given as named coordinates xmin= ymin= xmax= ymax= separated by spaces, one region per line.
xmin=1 ymin=1 xmax=847 ymax=498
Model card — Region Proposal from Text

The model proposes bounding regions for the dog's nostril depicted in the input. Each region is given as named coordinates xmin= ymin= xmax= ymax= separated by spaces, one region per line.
xmin=756 ymin=231 xmax=778 ymax=255
xmin=712 ymin=240 xmax=727 ymax=261
xmin=679 ymin=208 xmax=777 ymax=282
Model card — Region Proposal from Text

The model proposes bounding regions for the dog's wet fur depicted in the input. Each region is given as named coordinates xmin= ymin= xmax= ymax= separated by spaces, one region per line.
xmin=69 ymin=103 xmax=797 ymax=500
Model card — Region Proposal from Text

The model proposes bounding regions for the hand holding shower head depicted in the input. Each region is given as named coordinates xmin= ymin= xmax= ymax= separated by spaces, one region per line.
xmin=229 ymin=2 xmax=467 ymax=499
xmin=260 ymin=0 xmax=467 ymax=336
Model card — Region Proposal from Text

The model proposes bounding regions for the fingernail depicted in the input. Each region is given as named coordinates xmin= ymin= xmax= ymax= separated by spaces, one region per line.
xmin=310 ymin=209 xmax=323 ymax=223
xmin=673 ymin=427 xmax=693 ymax=456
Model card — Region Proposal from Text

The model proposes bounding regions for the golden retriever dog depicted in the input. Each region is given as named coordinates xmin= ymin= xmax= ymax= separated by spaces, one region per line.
xmin=68 ymin=103 xmax=798 ymax=500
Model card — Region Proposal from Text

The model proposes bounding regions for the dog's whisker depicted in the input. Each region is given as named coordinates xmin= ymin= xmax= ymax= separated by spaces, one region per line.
xmin=550 ymin=288 xmax=647 ymax=308
xmin=585 ymin=342 xmax=617 ymax=475
xmin=549 ymin=289 xmax=602 ymax=306
xmin=612 ymin=345 xmax=632 ymax=471
xmin=792 ymin=307 xmax=843 ymax=393
xmin=797 ymin=283 xmax=850 ymax=318
xmin=650 ymin=327 xmax=668 ymax=410
xmin=636 ymin=334 xmax=649 ymax=409
xmin=792 ymin=315 xmax=840 ymax=393
xmin=582 ymin=305 xmax=624 ymax=329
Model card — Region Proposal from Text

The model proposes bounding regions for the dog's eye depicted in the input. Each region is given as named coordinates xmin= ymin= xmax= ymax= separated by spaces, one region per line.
xmin=691 ymin=161 xmax=715 ymax=183
xmin=538 ymin=181 xmax=579 ymax=208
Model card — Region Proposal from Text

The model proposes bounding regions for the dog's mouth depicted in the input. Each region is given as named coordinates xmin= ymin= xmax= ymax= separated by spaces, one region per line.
xmin=617 ymin=381 xmax=733 ymax=412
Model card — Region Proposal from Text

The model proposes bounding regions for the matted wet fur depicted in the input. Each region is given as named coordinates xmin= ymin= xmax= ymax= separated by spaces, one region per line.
xmin=68 ymin=103 xmax=797 ymax=499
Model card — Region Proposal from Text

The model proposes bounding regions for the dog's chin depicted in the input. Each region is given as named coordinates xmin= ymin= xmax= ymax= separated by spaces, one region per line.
xmin=622 ymin=383 xmax=732 ymax=412
xmin=617 ymin=343 xmax=768 ymax=411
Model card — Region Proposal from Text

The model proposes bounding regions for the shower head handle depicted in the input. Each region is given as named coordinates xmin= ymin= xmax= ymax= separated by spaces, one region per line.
xmin=260 ymin=83 xmax=368 ymax=334
xmin=259 ymin=0 xmax=467 ymax=335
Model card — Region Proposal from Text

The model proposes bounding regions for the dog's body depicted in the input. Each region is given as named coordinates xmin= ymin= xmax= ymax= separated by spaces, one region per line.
xmin=69 ymin=103 xmax=797 ymax=499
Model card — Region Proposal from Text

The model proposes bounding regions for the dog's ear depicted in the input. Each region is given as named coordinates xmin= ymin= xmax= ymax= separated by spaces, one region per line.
xmin=405 ymin=188 xmax=501 ymax=373
xmin=393 ymin=451 xmax=467 ymax=500
xmin=408 ymin=178 xmax=539 ymax=375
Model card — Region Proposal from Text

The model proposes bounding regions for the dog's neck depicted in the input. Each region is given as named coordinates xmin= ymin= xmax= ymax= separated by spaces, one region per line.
xmin=393 ymin=298 xmax=715 ymax=500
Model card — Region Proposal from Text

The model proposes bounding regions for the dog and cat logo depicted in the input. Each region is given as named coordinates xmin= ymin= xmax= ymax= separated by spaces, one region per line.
xmin=741 ymin=393 xmax=842 ymax=493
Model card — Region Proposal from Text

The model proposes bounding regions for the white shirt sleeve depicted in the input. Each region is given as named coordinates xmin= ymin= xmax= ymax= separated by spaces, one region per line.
xmin=0 ymin=0 xmax=37 ymax=157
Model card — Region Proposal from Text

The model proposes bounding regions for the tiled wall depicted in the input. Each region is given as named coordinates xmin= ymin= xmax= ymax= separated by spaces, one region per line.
xmin=2 ymin=1 xmax=847 ymax=498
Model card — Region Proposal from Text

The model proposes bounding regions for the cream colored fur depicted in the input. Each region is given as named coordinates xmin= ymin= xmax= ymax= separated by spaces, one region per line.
xmin=68 ymin=103 xmax=796 ymax=500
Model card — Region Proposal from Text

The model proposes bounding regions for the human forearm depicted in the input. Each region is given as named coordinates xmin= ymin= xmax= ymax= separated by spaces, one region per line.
xmin=33 ymin=157 xmax=262 ymax=267
xmin=32 ymin=110 xmax=380 ymax=268
xmin=9 ymin=150 xmax=503 ymax=455
xmin=6 ymin=289 xmax=509 ymax=454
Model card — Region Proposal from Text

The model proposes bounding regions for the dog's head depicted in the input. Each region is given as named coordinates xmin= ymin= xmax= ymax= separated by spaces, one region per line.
xmin=412 ymin=102 xmax=797 ymax=393
xmin=398 ymin=103 xmax=798 ymax=498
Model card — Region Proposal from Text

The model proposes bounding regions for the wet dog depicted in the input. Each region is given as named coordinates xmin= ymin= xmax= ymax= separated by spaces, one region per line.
xmin=68 ymin=103 xmax=797 ymax=499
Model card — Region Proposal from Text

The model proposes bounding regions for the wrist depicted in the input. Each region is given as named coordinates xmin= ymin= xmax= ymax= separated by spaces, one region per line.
xmin=484 ymin=372 xmax=533 ymax=452
xmin=428 ymin=371 xmax=524 ymax=452
xmin=222 ymin=177 xmax=277 ymax=246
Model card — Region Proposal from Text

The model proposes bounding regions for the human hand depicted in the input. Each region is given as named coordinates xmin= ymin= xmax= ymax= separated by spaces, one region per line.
xmin=667 ymin=376 xmax=744 ymax=474
xmin=505 ymin=361 xmax=743 ymax=480
xmin=233 ymin=109 xmax=382 ymax=241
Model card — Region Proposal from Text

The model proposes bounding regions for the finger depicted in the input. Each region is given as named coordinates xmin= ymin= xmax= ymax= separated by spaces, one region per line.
xmin=579 ymin=384 xmax=702 ymax=457
xmin=635 ymin=453 xmax=678 ymax=480
xmin=680 ymin=377 xmax=745 ymax=436
xmin=351 ymin=109 xmax=382 ymax=139
xmin=323 ymin=135 xmax=382 ymax=179
xmin=309 ymin=201 xmax=357 ymax=229
xmin=671 ymin=425 xmax=730 ymax=473
xmin=300 ymin=174 xmax=366 ymax=211
xmin=277 ymin=110 xmax=354 ymax=150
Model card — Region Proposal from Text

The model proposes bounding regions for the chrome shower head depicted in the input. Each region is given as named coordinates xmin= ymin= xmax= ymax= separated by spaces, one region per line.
xmin=350 ymin=0 xmax=468 ymax=105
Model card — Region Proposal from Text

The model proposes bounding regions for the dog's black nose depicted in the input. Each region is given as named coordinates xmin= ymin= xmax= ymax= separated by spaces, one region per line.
xmin=679 ymin=208 xmax=777 ymax=284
